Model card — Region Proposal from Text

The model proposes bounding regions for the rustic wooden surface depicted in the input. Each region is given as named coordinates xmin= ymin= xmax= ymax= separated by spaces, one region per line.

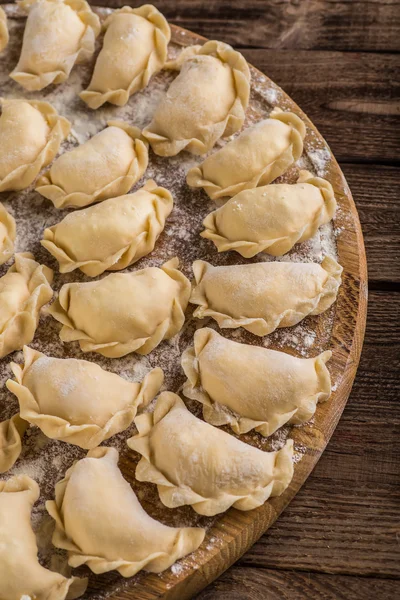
xmin=1 ymin=1 xmax=398 ymax=599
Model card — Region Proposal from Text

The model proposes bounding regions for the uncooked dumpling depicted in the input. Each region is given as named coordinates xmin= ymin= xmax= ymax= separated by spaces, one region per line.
xmin=7 ymin=346 xmax=164 ymax=449
xmin=128 ymin=392 xmax=293 ymax=516
xmin=46 ymin=446 xmax=205 ymax=576
xmin=182 ymin=328 xmax=332 ymax=436
xmin=36 ymin=122 xmax=148 ymax=208
xmin=0 ymin=253 xmax=53 ymax=358
xmin=41 ymin=180 xmax=173 ymax=277
xmin=10 ymin=0 xmax=100 ymax=91
xmin=201 ymin=170 xmax=337 ymax=257
xmin=0 ymin=475 xmax=87 ymax=600
xmin=190 ymin=257 xmax=342 ymax=336
xmin=142 ymin=40 xmax=250 ymax=156
xmin=80 ymin=5 xmax=170 ymax=109
xmin=0 ymin=7 xmax=9 ymax=52
xmin=47 ymin=257 xmax=190 ymax=357
xmin=0 ymin=414 xmax=28 ymax=473
xmin=187 ymin=108 xmax=306 ymax=200
xmin=0 ymin=98 xmax=70 ymax=192
xmin=0 ymin=203 xmax=16 ymax=265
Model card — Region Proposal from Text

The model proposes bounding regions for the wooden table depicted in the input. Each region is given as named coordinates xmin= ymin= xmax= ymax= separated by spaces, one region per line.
xmin=3 ymin=1 xmax=398 ymax=598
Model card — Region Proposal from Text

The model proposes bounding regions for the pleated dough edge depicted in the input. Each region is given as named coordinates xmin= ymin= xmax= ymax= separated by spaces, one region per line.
xmin=0 ymin=6 xmax=9 ymax=53
xmin=0 ymin=253 xmax=54 ymax=358
xmin=0 ymin=414 xmax=29 ymax=473
xmin=186 ymin=108 xmax=307 ymax=200
xmin=143 ymin=39 xmax=251 ymax=156
xmin=190 ymin=258 xmax=342 ymax=336
xmin=6 ymin=345 xmax=164 ymax=449
xmin=80 ymin=5 xmax=171 ymax=109
xmin=128 ymin=391 xmax=294 ymax=516
xmin=46 ymin=446 xmax=205 ymax=577
xmin=41 ymin=180 xmax=173 ymax=277
xmin=10 ymin=0 xmax=101 ymax=91
xmin=201 ymin=170 xmax=337 ymax=257
xmin=0 ymin=202 xmax=16 ymax=265
xmin=35 ymin=121 xmax=148 ymax=209
xmin=0 ymin=98 xmax=71 ymax=193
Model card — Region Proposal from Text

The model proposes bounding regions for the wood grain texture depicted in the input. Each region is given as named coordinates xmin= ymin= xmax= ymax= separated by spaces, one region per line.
xmin=195 ymin=567 xmax=400 ymax=599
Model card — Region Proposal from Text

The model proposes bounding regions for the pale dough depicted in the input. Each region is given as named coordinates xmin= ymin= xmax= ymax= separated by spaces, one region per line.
xmin=201 ymin=170 xmax=337 ymax=257
xmin=142 ymin=40 xmax=250 ymax=156
xmin=0 ymin=253 xmax=53 ymax=358
xmin=0 ymin=475 xmax=87 ymax=600
xmin=0 ymin=98 xmax=70 ymax=192
xmin=182 ymin=327 xmax=332 ymax=436
xmin=41 ymin=180 xmax=173 ymax=276
xmin=187 ymin=108 xmax=306 ymax=200
xmin=46 ymin=446 xmax=205 ymax=576
xmin=128 ymin=392 xmax=294 ymax=516
xmin=7 ymin=346 xmax=164 ymax=449
xmin=0 ymin=203 xmax=16 ymax=265
xmin=10 ymin=0 xmax=100 ymax=91
xmin=0 ymin=414 xmax=28 ymax=474
xmin=190 ymin=257 xmax=342 ymax=336
xmin=0 ymin=6 xmax=8 ymax=52
xmin=47 ymin=257 xmax=190 ymax=357
xmin=36 ymin=121 xmax=148 ymax=208
xmin=81 ymin=5 xmax=171 ymax=109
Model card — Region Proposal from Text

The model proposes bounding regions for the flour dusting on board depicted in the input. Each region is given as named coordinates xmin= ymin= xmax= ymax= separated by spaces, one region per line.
xmin=0 ymin=7 xmax=340 ymax=597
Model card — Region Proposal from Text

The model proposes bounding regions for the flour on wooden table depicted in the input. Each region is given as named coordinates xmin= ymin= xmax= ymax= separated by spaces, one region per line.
xmin=0 ymin=6 xmax=339 ymax=596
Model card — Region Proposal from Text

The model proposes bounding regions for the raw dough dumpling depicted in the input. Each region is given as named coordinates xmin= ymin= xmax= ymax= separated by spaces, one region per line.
xmin=0 ymin=7 xmax=8 ymax=52
xmin=182 ymin=328 xmax=332 ymax=436
xmin=201 ymin=170 xmax=337 ymax=257
xmin=128 ymin=392 xmax=294 ymax=516
xmin=36 ymin=122 xmax=148 ymax=208
xmin=0 ymin=475 xmax=87 ymax=600
xmin=190 ymin=257 xmax=342 ymax=336
xmin=47 ymin=257 xmax=190 ymax=357
xmin=41 ymin=180 xmax=173 ymax=277
xmin=7 ymin=346 xmax=164 ymax=449
xmin=0 ymin=414 xmax=28 ymax=473
xmin=0 ymin=253 xmax=53 ymax=358
xmin=187 ymin=108 xmax=306 ymax=200
xmin=46 ymin=447 xmax=205 ymax=576
xmin=142 ymin=40 xmax=250 ymax=156
xmin=10 ymin=0 xmax=100 ymax=91
xmin=0 ymin=203 xmax=16 ymax=265
xmin=80 ymin=5 xmax=171 ymax=109
xmin=0 ymin=98 xmax=70 ymax=192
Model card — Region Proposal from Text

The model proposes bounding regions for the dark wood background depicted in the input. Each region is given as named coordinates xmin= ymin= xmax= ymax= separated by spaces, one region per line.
xmin=3 ymin=1 xmax=399 ymax=598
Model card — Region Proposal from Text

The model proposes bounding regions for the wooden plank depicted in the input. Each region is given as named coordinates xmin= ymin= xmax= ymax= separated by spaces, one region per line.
xmin=82 ymin=1 xmax=400 ymax=53
xmin=195 ymin=567 xmax=400 ymax=599
xmin=242 ymin=50 xmax=400 ymax=164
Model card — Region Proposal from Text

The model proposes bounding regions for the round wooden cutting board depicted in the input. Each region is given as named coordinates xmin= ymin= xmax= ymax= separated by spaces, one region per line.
xmin=0 ymin=5 xmax=367 ymax=600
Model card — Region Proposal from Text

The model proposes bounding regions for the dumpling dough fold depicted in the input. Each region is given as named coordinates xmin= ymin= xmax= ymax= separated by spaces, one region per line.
xmin=0 ymin=414 xmax=28 ymax=473
xmin=41 ymin=180 xmax=173 ymax=277
xmin=128 ymin=392 xmax=294 ymax=516
xmin=7 ymin=346 xmax=164 ymax=449
xmin=0 ymin=475 xmax=88 ymax=600
xmin=201 ymin=170 xmax=337 ymax=257
xmin=47 ymin=257 xmax=190 ymax=357
xmin=0 ymin=7 xmax=9 ymax=52
xmin=0 ymin=98 xmax=70 ymax=192
xmin=0 ymin=253 xmax=53 ymax=358
xmin=187 ymin=108 xmax=306 ymax=200
xmin=0 ymin=203 xmax=16 ymax=265
xmin=36 ymin=121 xmax=148 ymax=208
xmin=190 ymin=257 xmax=342 ymax=336
xmin=10 ymin=0 xmax=100 ymax=91
xmin=142 ymin=40 xmax=250 ymax=156
xmin=80 ymin=5 xmax=170 ymax=109
xmin=182 ymin=328 xmax=331 ymax=436
xmin=46 ymin=447 xmax=205 ymax=576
